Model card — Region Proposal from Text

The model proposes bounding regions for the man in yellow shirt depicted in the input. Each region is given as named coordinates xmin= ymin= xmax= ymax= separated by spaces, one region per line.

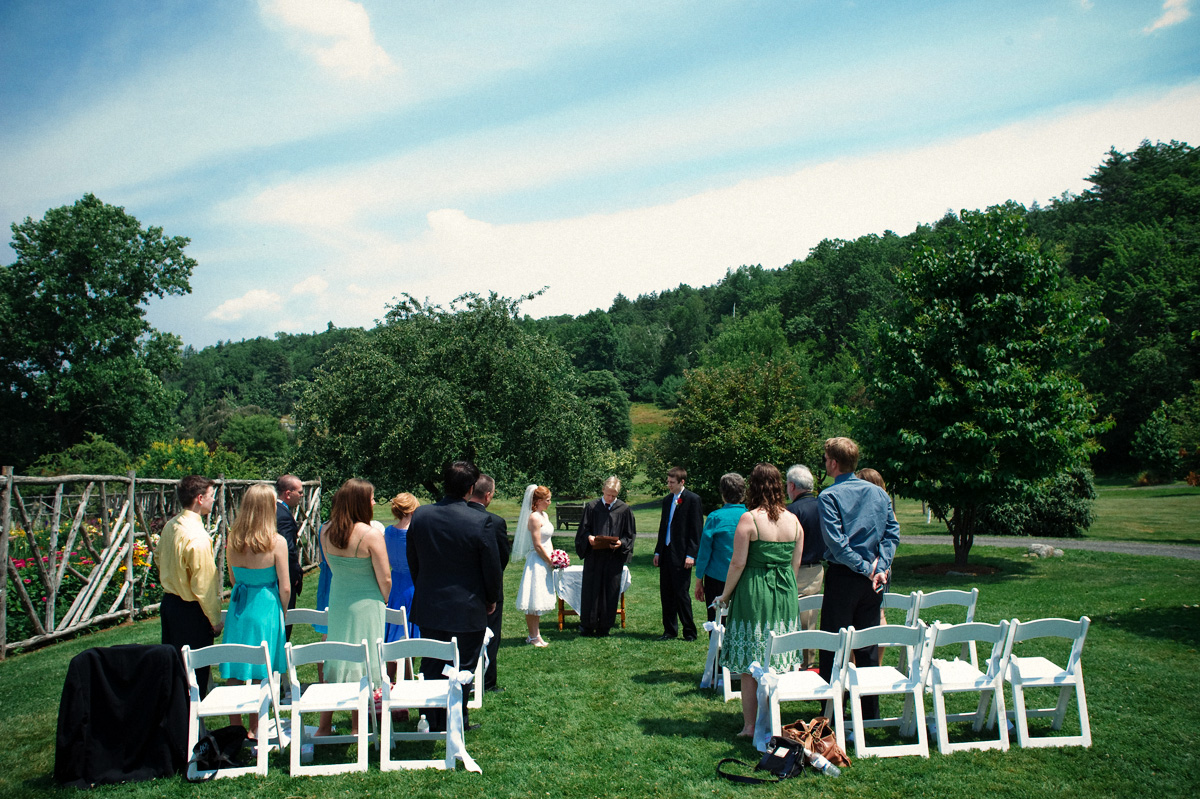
xmin=156 ymin=475 xmax=222 ymax=693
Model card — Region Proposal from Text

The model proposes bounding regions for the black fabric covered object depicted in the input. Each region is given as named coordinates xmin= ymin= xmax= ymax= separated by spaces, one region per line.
xmin=55 ymin=643 xmax=189 ymax=788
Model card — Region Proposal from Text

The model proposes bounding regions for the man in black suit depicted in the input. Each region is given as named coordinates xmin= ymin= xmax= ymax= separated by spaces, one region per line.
xmin=408 ymin=461 xmax=502 ymax=730
xmin=275 ymin=474 xmax=304 ymax=640
xmin=575 ymin=475 xmax=636 ymax=637
xmin=467 ymin=474 xmax=510 ymax=692
xmin=654 ymin=466 xmax=703 ymax=641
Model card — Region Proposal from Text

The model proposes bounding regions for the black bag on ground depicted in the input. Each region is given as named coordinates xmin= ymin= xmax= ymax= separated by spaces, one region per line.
xmin=716 ymin=736 xmax=807 ymax=784
xmin=184 ymin=724 xmax=248 ymax=781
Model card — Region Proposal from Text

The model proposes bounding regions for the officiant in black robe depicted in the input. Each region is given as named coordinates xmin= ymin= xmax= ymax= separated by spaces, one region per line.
xmin=575 ymin=476 xmax=636 ymax=637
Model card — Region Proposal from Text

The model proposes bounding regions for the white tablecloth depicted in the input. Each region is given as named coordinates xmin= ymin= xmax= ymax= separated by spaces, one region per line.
xmin=552 ymin=565 xmax=632 ymax=615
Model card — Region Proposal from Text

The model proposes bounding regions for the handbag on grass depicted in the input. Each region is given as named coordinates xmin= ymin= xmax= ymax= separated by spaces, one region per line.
xmin=184 ymin=724 xmax=247 ymax=782
xmin=716 ymin=736 xmax=807 ymax=784
xmin=781 ymin=716 xmax=851 ymax=768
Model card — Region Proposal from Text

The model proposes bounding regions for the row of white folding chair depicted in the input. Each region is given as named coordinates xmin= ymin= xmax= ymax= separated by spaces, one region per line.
xmin=880 ymin=588 xmax=979 ymax=670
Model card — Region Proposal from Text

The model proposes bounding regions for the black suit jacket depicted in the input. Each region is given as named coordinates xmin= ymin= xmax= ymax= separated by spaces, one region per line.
xmin=407 ymin=496 xmax=502 ymax=632
xmin=655 ymin=489 xmax=703 ymax=567
xmin=786 ymin=493 xmax=825 ymax=565
xmin=275 ymin=501 xmax=302 ymax=589
xmin=467 ymin=500 xmax=511 ymax=571
xmin=576 ymin=497 xmax=636 ymax=563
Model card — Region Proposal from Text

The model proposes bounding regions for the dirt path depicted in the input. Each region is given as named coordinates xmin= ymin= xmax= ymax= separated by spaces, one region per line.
xmin=900 ymin=534 xmax=1200 ymax=561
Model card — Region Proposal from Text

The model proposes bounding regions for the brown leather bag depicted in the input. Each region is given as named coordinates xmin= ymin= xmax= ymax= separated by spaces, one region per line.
xmin=781 ymin=717 xmax=851 ymax=768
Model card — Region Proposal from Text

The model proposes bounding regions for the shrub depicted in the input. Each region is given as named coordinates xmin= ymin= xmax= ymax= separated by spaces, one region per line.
xmin=978 ymin=465 xmax=1097 ymax=538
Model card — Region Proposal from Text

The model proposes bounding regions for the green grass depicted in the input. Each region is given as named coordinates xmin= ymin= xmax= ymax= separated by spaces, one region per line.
xmin=3 ymin=539 xmax=1199 ymax=798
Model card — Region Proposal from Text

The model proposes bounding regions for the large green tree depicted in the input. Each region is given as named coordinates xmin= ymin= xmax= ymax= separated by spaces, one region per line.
xmin=864 ymin=204 xmax=1108 ymax=566
xmin=0 ymin=194 xmax=194 ymax=468
xmin=292 ymin=292 xmax=608 ymax=498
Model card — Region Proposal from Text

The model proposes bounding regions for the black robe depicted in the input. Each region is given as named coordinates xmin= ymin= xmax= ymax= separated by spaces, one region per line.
xmin=575 ymin=497 xmax=636 ymax=634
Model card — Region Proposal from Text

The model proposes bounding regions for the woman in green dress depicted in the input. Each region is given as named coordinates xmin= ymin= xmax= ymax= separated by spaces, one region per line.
xmin=316 ymin=478 xmax=391 ymax=737
xmin=716 ymin=462 xmax=804 ymax=738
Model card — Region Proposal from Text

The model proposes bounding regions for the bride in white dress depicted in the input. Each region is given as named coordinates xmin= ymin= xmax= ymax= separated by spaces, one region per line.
xmin=513 ymin=484 xmax=556 ymax=647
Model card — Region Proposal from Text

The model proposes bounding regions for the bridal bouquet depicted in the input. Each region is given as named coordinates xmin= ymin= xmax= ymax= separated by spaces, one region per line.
xmin=550 ymin=549 xmax=571 ymax=569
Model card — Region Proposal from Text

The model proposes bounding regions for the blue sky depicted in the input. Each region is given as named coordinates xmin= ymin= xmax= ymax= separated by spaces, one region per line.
xmin=3 ymin=0 xmax=1199 ymax=347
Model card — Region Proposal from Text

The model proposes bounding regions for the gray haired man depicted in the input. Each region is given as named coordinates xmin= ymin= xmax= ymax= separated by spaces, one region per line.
xmin=786 ymin=463 xmax=824 ymax=668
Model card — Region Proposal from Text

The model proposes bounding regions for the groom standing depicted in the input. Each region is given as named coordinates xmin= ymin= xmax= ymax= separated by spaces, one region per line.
xmin=654 ymin=466 xmax=703 ymax=641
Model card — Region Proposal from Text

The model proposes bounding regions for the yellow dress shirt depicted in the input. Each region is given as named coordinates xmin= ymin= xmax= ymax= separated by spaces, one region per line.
xmin=155 ymin=509 xmax=222 ymax=627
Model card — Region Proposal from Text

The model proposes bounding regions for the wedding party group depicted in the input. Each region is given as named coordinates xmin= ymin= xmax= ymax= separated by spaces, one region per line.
xmin=153 ymin=436 xmax=897 ymax=740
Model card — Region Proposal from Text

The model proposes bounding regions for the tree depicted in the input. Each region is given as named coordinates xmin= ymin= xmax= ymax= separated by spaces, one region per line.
xmin=133 ymin=438 xmax=258 ymax=480
xmin=292 ymin=292 xmax=609 ymax=498
xmin=31 ymin=433 xmax=131 ymax=477
xmin=644 ymin=360 xmax=823 ymax=508
xmin=220 ymin=413 xmax=290 ymax=463
xmin=0 ymin=194 xmax=194 ymax=468
xmin=576 ymin=370 xmax=633 ymax=450
xmin=864 ymin=204 xmax=1108 ymax=566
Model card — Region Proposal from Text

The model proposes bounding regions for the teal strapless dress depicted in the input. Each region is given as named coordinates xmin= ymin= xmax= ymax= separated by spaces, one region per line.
xmin=722 ymin=539 xmax=801 ymax=674
xmin=325 ymin=554 xmax=385 ymax=684
xmin=220 ymin=565 xmax=286 ymax=680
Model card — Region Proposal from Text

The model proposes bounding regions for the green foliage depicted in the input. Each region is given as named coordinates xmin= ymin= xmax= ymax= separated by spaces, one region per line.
xmin=30 ymin=433 xmax=131 ymax=477
xmin=220 ymin=413 xmax=290 ymax=462
xmin=292 ymin=292 xmax=608 ymax=498
xmin=645 ymin=359 xmax=823 ymax=507
xmin=1131 ymin=403 xmax=1183 ymax=484
xmin=0 ymin=194 xmax=193 ymax=468
xmin=576 ymin=370 xmax=632 ymax=449
xmin=699 ymin=304 xmax=791 ymax=367
xmin=134 ymin=438 xmax=259 ymax=479
xmin=865 ymin=203 xmax=1109 ymax=564
xmin=978 ymin=465 xmax=1098 ymax=538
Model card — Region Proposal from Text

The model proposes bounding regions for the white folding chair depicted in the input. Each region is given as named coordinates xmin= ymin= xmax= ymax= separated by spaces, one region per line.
xmin=285 ymin=639 xmax=374 ymax=776
xmin=383 ymin=607 xmax=415 ymax=679
xmin=378 ymin=637 xmax=477 ymax=771
xmin=285 ymin=608 xmax=329 ymax=634
xmin=716 ymin=605 xmax=741 ymax=702
xmin=764 ymin=629 xmax=848 ymax=751
xmin=469 ymin=628 xmax=494 ymax=711
xmin=923 ymin=620 xmax=1011 ymax=754
xmin=914 ymin=588 xmax=980 ymax=667
xmin=879 ymin=591 xmax=920 ymax=670
xmin=1003 ymin=616 xmax=1092 ymax=748
xmin=794 ymin=593 xmax=825 ymax=669
xmin=182 ymin=642 xmax=284 ymax=779
xmin=842 ymin=622 xmax=930 ymax=758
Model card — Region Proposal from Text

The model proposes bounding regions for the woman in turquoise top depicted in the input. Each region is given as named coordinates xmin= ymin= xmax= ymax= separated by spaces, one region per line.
xmin=220 ymin=484 xmax=290 ymax=737
xmin=316 ymin=478 xmax=390 ymax=737
xmin=693 ymin=473 xmax=746 ymax=624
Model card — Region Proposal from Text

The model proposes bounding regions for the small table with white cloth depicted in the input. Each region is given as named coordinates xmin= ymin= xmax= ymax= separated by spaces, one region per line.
xmin=552 ymin=565 xmax=632 ymax=631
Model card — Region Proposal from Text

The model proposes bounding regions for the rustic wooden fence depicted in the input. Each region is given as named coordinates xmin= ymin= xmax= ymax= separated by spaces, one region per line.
xmin=0 ymin=468 xmax=322 ymax=658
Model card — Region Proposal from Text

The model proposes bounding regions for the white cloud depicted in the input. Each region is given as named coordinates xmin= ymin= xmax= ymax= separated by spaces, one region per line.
xmin=260 ymin=0 xmax=398 ymax=79
xmin=1144 ymin=0 xmax=1191 ymax=33
xmin=207 ymin=289 xmax=283 ymax=321
xmin=292 ymin=275 xmax=329 ymax=295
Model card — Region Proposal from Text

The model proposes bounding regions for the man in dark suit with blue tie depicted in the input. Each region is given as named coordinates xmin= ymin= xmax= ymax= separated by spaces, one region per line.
xmin=275 ymin=474 xmax=304 ymax=640
xmin=654 ymin=466 xmax=703 ymax=641
xmin=408 ymin=460 xmax=502 ymax=730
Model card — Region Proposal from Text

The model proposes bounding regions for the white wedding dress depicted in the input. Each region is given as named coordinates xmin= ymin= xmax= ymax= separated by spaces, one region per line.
xmin=514 ymin=511 xmax=557 ymax=614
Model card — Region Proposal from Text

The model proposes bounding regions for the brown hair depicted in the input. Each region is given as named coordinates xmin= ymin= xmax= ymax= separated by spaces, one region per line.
xmin=668 ymin=466 xmax=687 ymax=482
xmin=229 ymin=484 xmax=277 ymax=554
xmin=745 ymin=463 xmax=787 ymax=521
xmin=390 ymin=492 xmax=420 ymax=520
xmin=857 ymin=468 xmax=886 ymax=492
xmin=327 ymin=478 xmax=375 ymax=549
xmin=178 ymin=475 xmax=214 ymax=507
xmin=824 ymin=437 xmax=860 ymax=473
xmin=532 ymin=485 xmax=552 ymax=505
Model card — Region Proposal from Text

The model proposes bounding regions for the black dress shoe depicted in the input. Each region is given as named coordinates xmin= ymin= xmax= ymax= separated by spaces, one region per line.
xmin=466 ymin=723 xmax=482 ymax=731
xmin=656 ymin=634 xmax=677 ymax=641
xmin=485 ymin=685 xmax=505 ymax=693
xmin=682 ymin=635 xmax=698 ymax=642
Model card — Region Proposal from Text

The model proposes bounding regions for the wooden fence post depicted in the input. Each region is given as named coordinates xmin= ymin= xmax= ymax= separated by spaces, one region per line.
xmin=1 ymin=466 xmax=11 ymax=660
xmin=125 ymin=471 xmax=136 ymax=619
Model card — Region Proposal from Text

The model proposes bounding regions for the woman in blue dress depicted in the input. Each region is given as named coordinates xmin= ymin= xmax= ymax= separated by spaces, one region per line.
xmin=220 ymin=483 xmax=290 ymax=736
xmin=383 ymin=492 xmax=421 ymax=642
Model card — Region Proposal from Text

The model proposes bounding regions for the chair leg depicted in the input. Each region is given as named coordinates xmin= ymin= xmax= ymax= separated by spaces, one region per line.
xmin=1051 ymin=685 xmax=1072 ymax=730
xmin=1011 ymin=682 xmax=1032 ymax=748
xmin=933 ymin=684 xmax=951 ymax=755
xmin=1075 ymin=675 xmax=1091 ymax=747
xmin=291 ymin=704 xmax=302 ymax=774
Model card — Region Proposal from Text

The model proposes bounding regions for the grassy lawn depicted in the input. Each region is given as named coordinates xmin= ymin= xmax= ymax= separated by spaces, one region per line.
xmin=3 ymin=536 xmax=1199 ymax=798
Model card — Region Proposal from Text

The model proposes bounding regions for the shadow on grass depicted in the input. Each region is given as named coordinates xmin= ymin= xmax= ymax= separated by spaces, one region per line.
xmin=1101 ymin=605 xmax=1200 ymax=648
xmin=630 ymin=669 xmax=695 ymax=686
xmin=637 ymin=709 xmax=744 ymax=740
xmin=892 ymin=552 xmax=1037 ymax=584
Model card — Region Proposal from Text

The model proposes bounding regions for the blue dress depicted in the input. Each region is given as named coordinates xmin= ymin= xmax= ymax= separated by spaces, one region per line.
xmin=383 ymin=525 xmax=420 ymax=641
xmin=313 ymin=525 xmax=333 ymax=634
xmin=220 ymin=565 xmax=287 ymax=679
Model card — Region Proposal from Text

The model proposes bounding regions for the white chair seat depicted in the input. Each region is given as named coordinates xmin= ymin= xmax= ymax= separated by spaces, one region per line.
xmin=1008 ymin=655 xmax=1073 ymax=684
xmin=848 ymin=665 xmax=913 ymax=698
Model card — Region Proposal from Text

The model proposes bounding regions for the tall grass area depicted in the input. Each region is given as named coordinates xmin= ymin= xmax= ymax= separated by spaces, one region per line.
xmin=3 ymin=536 xmax=1198 ymax=798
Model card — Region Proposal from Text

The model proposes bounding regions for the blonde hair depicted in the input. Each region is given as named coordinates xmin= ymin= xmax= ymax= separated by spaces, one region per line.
xmin=390 ymin=492 xmax=420 ymax=519
xmin=229 ymin=484 xmax=278 ymax=554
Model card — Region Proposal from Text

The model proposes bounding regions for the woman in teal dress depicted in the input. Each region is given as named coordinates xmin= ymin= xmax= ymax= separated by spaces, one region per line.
xmin=716 ymin=463 xmax=804 ymax=739
xmin=316 ymin=478 xmax=390 ymax=737
xmin=220 ymin=483 xmax=291 ymax=736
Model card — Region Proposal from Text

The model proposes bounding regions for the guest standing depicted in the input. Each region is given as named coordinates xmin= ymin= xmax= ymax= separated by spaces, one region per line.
xmin=467 ymin=474 xmax=510 ymax=691
xmin=156 ymin=475 xmax=222 ymax=694
xmin=716 ymin=463 xmax=803 ymax=738
xmin=576 ymin=476 xmax=637 ymax=637
xmin=274 ymin=474 xmax=305 ymax=639
xmin=654 ymin=466 xmax=703 ymax=641
xmin=785 ymin=464 xmax=824 ymax=669
xmin=383 ymin=493 xmax=421 ymax=641
xmin=407 ymin=461 xmax=501 ymax=732
xmin=818 ymin=438 xmax=899 ymax=720
xmin=317 ymin=478 xmax=390 ymax=736
xmin=221 ymin=483 xmax=290 ymax=735
xmin=693 ymin=472 xmax=746 ymax=624
xmin=513 ymin=485 xmax=556 ymax=647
